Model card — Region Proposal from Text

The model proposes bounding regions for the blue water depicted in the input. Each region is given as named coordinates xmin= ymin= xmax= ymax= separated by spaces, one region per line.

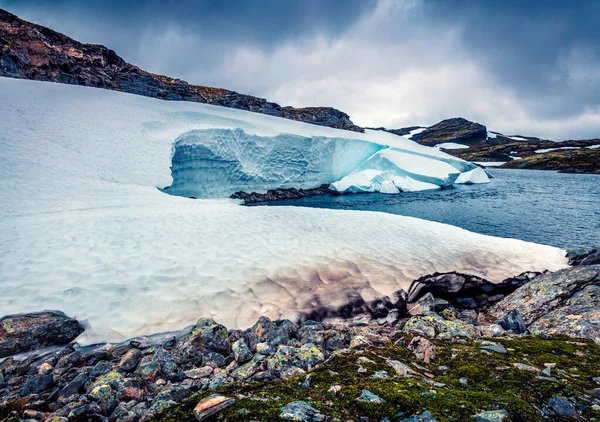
xmin=252 ymin=169 xmax=600 ymax=250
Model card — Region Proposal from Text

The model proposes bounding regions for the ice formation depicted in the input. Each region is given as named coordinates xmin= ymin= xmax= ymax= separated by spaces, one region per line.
xmin=0 ymin=78 xmax=568 ymax=343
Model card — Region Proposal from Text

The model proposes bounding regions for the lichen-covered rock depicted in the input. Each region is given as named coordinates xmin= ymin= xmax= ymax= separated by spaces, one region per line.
xmin=408 ymin=336 xmax=437 ymax=362
xmin=280 ymin=401 xmax=326 ymax=421
xmin=408 ymin=293 xmax=436 ymax=316
xmin=489 ymin=265 xmax=600 ymax=342
xmin=403 ymin=312 xmax=476 ymax=339
xmin=473 ymin=409 xmax=509 ymax=422
xmin=173 ymin=318 xmax=230 ymax=366
xmin=232 ymin=338 xmax=252 ymax=363
xmin=0 ymin=311 xmax=84 ymax=358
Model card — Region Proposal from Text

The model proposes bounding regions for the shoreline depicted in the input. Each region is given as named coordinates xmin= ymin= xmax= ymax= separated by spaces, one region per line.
xmin=1 ymin=255 xmax=599 ymax=421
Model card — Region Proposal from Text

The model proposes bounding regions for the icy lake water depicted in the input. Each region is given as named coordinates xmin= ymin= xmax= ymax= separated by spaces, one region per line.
xmin=252 ymin=169 xmax=600 ymax=250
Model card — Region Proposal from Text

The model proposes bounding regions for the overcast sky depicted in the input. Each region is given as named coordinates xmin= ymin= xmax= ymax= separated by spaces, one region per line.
xmin=2 ymin=0 xmax=600 ymax=139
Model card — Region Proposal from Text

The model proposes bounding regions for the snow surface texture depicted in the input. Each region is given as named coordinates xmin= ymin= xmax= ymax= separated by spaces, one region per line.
xmin=0 ymin=79 xmax=568 ymax=343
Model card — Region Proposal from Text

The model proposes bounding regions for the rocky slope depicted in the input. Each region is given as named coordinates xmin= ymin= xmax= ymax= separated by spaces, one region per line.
xmin=0 ymin=9 xmax=362 ymax=132
xmin=500 ymin=148 xmax=600 ymax=174
xmin=1 ymin=252 xmax=599 ymax=422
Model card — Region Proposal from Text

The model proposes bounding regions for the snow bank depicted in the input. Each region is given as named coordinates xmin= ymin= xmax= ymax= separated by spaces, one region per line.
xmin=434 ymin=142 xmax=470 ymax=150
xmin=535 ymin=146 xmax=580 ymax=154
xmin=0 ymin=78 xmax=568 ymax=343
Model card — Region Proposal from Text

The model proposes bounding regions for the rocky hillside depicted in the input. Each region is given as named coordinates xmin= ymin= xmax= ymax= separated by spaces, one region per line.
xmin=501 ymin=148 xmax=600 ymax=174
xmin=0 ymin=9 xmax=362 ymax=132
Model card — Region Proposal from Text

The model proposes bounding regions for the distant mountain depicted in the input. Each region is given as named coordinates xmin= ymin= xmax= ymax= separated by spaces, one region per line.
xmin=0 ymin=9 xmax=362 ymax=132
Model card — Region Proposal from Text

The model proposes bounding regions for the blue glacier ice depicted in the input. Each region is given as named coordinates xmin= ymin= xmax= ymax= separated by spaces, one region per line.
xmin=165 ymin=126 xmax=488 ymax=198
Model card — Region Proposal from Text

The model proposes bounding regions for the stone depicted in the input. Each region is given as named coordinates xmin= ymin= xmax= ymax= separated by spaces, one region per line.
xmin=400 ymin=410 xmax=438 ymax=421
xmin=480 ymin=344 xmax=508 ymax=354
xmin=0 ymin=311 xmax=84 ymax=358
xmin=232 ymin=338 xmax=253 ymax=363
xmin=349 ymin=335 xmax=372 ymax=349
xmin=358 ymin=389 xmax=385 ymax=403
xmin=408 ymin=293 xmax=436 ymax=316
xmin=567 ymin=247 xmax=600 ymax=266
xmin=280 ymin=401 xmax=326 ymax=421
xmin=371 ymin=370 xmax=389 ymax=379
xmin=22 ymin=372 xmax=54 ymax=395
xmin=386 ymin=359 xmax=418 ymax=377
xmin=512 ymin=363 xmax=539 ymax=372
xmin=498 ymin=310 xmax=526 ymax=334
xmin=184 ymin=366 xmax=213 ymax=379
xmin=403 ymin=312 xmax=476 ymax=339
xmin=408 ymin=336 xmax=437 ymax=362
xmin=328 ymin=384 xmax=342 ymax=396
xmin=193 ymin=394 xmax=235 ymax=421
xmin=59 ymin=373 xmax=88 ymax=399
xmin=119 ymin=348 xmax=142 ymax=371
xmin=548 ymin=395 xmax=578 ymax=418
xmin=473 ymin=409 xmax=509 ymax=422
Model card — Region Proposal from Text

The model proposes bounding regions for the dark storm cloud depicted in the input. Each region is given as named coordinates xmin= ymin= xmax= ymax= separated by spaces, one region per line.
xmin=1 ymin=0 xmax=598 ymax=139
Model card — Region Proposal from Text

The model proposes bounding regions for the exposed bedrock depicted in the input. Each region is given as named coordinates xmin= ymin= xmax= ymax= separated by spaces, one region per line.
xmin=231 ymin=184 xmax=335 ymax=203
xmin=0 ymin=10 xmax=363 ymax=132
xmin=0 ymin=311 xmax=84 ymax=358
xmin=488 ymin=265 xmax=600 ymax=342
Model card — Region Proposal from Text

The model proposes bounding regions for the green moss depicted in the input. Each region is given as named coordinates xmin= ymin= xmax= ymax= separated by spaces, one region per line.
xmin=152 ymin=335 xmax=600 ymax=422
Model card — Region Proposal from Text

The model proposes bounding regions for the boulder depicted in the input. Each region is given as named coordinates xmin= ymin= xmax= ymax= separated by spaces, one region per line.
xmin=567 ymin=247 xmax=600 ymax=266
xmin=280 ymin=401 xmax=326 ymax=421
xmin=488 ymin=266 xmax=600 ymax=342
xmin=408 ymin=293 xmax=436 ymax=316
xmin=498 ymin=309 xmax=527 ymax=334
xmin=0 ymin=311 xmax=84 ymax=358
xmin=193 ymin=394 xmax=235 ymax=421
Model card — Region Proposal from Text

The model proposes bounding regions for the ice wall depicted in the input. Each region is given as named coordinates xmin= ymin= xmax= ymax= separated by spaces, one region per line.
xmin=167 ymin=129 xmax=383 ymax=198
xmin=166 ymin=127 xmax=488 ymax=198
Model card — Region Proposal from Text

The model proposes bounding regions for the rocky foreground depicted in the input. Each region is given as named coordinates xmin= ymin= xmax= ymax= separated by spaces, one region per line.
xmin=1 ymin=250 xmax=599 ymax=422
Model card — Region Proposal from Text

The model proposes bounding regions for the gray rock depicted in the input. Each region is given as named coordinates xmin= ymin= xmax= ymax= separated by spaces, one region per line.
xmin=400 ymin=410 xmax=438 ymax=421
xmin=408 ymin=293 xmax=436 ymax=316
xmin=408 ymin=336 xmax=437 ymax=362
xmin=499 ymin=309 xmax=526 ymax=334
xmin=480 ymin=344 xmax=508 ymax=354
xmin=548 ymin=395 xmax=578 ymax=418
xmin=0 ymin=311 xmax=84 ymax=358
xmin=59 ymin=373 xmax=88 ymax=398
xmin=22 ymin=372 xmax=54 ymax=395
xmin=567 ymin=247 xmax=600 ymax=266
xmin=473 ymin=409 xmax=509 ymax=422
xmin=193 ymin=394 xmax=235 ymax=421
xmin=119 ymin=348 xmax=142 ymax=371
xmin=371 ymin=370 xmax=390 ymax=379
xmin=280 ymin=401 xmax=326 ymax=421
xmin=232 ymin=338 xmax=253 ymax=363
xmin=358 ymin=389 xmax=385 ymax=403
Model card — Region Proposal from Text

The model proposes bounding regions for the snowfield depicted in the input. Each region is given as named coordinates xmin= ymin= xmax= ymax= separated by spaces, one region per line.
xmin=0 ymin=78 xmax=568 ymax=343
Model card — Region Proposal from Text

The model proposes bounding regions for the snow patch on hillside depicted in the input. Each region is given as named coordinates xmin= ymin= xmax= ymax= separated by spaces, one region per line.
xmin=0 ymin=78 xmax=568 ymax=343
